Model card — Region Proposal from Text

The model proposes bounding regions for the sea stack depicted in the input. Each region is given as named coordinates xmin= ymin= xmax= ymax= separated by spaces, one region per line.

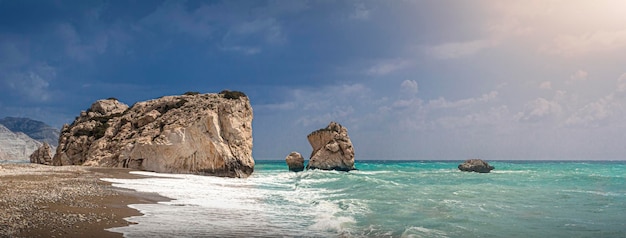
xmin=52 ymin=91 xmax=255 ymax=178
xmin=458 ymin=159 xmax=494 ymax=173
xmin=306 ymin=122 xmax=356 ymax=171
xmin=285 ymin=151 xmax=305 ymax=172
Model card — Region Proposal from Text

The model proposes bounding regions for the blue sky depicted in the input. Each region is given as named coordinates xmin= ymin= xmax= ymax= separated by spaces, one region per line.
xmin=2 ymin=0 xmax=626 ymax=160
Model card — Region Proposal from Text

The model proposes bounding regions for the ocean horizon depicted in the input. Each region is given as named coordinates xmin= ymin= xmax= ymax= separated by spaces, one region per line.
xmin=100 ymin=160 xmax=626 ymax=237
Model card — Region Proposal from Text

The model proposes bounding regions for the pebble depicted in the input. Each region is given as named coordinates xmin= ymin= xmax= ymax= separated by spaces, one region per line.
xmin=0 ymin=163 xmax=124 ymax=237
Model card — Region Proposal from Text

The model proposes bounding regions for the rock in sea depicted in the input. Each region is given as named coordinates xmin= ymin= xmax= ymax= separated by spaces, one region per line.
xmin=458 ymin=159 xmax=494 ymax=173
xmin=306 ymin=122 xmax=356 ymax=171
xmin=50 ymin=91 xmax=254 ymax=178
xmin=285 ymin=151 xmax=305 ymax=172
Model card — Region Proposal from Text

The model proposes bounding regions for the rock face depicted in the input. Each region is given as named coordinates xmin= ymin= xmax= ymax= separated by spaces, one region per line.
xmin=458 ymin=159 xmax=494 ymax=173
xmin=306 ymin=122 xmax=356 ymax=171
xmin=30 ymin=142 xmax=53 ymax=165
xmin=0 ymin=124 xmax=43 ymax=161
xmin=0 ymin=117 xmax=60 ymax=147
xmin=285 ymin=151 xmax=304 ymax=172
xmin=53 ymin=91 xmax=255 ymax=178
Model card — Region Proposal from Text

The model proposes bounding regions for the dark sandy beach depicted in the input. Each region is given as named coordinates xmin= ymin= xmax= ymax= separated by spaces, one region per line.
xmin=0 ymin=163 xmax=168 ymax=238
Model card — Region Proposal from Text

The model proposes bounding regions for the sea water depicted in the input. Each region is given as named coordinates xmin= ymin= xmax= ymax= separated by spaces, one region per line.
xmin=103 ymin=161 xmax=626 ymax=237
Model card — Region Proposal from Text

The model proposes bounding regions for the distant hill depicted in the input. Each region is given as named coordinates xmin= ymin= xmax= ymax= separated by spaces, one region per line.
xmin=0 ymin=124 xmax=43 ymax=161
xmin=0 ymin=117 xmax=60 ymax=146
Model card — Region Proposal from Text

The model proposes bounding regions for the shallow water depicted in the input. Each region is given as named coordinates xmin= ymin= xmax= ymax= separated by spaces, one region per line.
xmin=104 ymin=160 xmax=626 ymax=237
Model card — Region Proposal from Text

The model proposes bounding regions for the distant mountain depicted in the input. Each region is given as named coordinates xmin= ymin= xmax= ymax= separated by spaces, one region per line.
xmin=0 ymin=124 xmax=43 ymax=162
xmin=0 ymin=117 xmax=60 ymax=146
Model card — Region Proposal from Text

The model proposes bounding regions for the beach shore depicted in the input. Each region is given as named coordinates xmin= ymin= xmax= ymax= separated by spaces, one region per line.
xmin=0 ymin=163 xmax=168 ymax=238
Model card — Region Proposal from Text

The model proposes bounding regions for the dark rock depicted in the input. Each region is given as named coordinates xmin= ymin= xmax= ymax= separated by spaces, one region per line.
xmin=285 ymin=151 xmax=304 ymax=172
xmin=458 ymin=159 xmax=494 ymax=173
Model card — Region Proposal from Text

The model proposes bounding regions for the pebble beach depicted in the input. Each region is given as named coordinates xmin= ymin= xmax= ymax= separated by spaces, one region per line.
xmin=0 ymin=163 xmax=167 ymax=238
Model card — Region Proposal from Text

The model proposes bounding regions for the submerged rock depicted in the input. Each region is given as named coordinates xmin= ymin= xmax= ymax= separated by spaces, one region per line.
xmin=30 ymin=142 xmax=54 ymax=165
xmin=285 ymin=151 xmax=304 ymax=172
xmin=306 ymin=122 xmax=356 ymax=171
xmin=53 ymin=91 xmax=255 ymax=178
xmin=458 ymin=159 xmax=494 ymax=173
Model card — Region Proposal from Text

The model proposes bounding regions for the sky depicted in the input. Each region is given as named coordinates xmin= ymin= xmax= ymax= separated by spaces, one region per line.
xmin=1 ymin=0 xmax=626 ymax=160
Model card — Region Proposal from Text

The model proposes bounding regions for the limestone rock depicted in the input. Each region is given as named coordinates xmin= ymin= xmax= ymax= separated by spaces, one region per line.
xmin=30 ymin=142 xmax=53 ymax=165
xmin=0 ymin=124 xmax=43 ymax=162
xmin=285 ymin=151 xmax=304 ymax=172
xmin=53 ymin=91 xmax=255 ymax=178
xmin=306 ymin=122 xmax=356 ymax=171
xmin=89 ymin=99 xmax=129 ymax=115
xmin=458 ymin=159 xmax=494 ymax=173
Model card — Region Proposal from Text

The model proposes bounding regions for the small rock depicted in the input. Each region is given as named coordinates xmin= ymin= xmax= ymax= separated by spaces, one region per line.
xmin=285 ymin=152 xmax=304 ymax=172
xmin=458 ymin=159 xmax=494 ymax=173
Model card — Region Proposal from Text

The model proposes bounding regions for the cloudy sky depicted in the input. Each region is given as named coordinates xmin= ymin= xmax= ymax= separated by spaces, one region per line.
xmin=2 ymin=0 xmax=626 ymax=160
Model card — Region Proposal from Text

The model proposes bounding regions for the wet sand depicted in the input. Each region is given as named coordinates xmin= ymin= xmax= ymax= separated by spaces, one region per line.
xmin=0 ymin=163 xmax=169 ymax=238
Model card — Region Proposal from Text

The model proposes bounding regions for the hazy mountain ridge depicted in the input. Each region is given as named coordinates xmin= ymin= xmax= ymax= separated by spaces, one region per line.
xmin=0 ymin=117 xmax=60 ymax=147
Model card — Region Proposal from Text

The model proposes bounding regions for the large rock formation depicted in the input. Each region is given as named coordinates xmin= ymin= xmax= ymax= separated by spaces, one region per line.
xmin=0 ymin=124 xmax=43 ymax=161
xmin=306 ymin=122 xmax=356 ymax=171
xmin=53 ymin=91 xmax=255 ymax=178
xmin=458 ymin=159 xmax=494 ymax=173
xmin=285 ymin=151 xmax=304 ymax=172
xmin=30 ymin=142 xmax=53 ymax=165
xmin=0 ymin=117 xmax=60 ymax=147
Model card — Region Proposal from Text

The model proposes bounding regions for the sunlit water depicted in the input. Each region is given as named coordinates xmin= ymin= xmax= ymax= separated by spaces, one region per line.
xmin=103 ymin=160 xmax=626 ymax=237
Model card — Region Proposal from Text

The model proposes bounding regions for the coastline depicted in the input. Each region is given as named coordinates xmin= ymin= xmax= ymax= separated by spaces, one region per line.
xmin=0 ymin=163 xmax=169 ymax=238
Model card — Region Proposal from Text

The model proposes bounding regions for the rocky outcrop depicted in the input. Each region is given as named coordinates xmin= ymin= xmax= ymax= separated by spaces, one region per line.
xmin=458 ymin=159 xmax=494 ymax=173
xmin=53 ymin=91 xmax=255 ymax=178
xmin=0 ymin=124 xmax=43 ymax=161
xmin=0 ymin=117 xmax=60 ymax=147
xmin=30 ymin=142 xmax=53 ymax=165
xmin=285 ymin=152 xmax=304 ymax=172
xmin=306 ymin=122 xmax=356 ymax=171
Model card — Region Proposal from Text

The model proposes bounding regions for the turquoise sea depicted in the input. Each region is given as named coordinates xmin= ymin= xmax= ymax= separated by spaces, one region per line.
xmin=104 ymin=160 xmax=626 ymax=237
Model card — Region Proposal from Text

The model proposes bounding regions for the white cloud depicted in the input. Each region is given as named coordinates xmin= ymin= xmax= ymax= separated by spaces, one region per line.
xmin=392 ymin=98 xmax=422 ymax=108
xmin=545 ymin=30 xmax=626 ymax=57
xmin=539 ymin=81 xmax=552 ymax=90
xmin=220 ymin=46 xmax=261 ymax=55
xmin=428 ymin=91 xmax=498 ymax=109
xmin=565 ymin=94 xmax=617 ymax=127
xmin=425 ymin=39 xmax=494 ymax=59
xmin=400 ymin=80 xmax=418 ymax=95
xmin=518 ymin=97 xmax=562 ymax=122
xmin=366 ymin=59 xmax=412 ymax=76
xmin=256 ymin=83 xmax=369 ymax=114
xmin=4 ymin=64 xmax=56 ymax=102
xmin=56 ymin=23 xmax=109 ymax=62
xmin=436 ymin=106 xmax=510 ymax=129
xmin=350 ymin=3 xmax=370 ymax=20
xmin=569 ymin=70 xmax=589 ymax=82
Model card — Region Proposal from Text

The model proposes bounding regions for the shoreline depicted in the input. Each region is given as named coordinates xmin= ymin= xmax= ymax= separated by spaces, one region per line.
xmin=0 ymin=163 xmax=170 ymax=238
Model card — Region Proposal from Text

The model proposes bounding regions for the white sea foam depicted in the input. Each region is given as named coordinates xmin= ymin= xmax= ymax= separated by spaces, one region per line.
xmin=102 ymin=170 xmax=360 ymax=237
xmin=401 ymin=226 xmax=448 ymax=238
xmin=490 ymin=170 xmax=533 ymax=174
xmin=561 ymin=189 xmax=625 ymax=197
